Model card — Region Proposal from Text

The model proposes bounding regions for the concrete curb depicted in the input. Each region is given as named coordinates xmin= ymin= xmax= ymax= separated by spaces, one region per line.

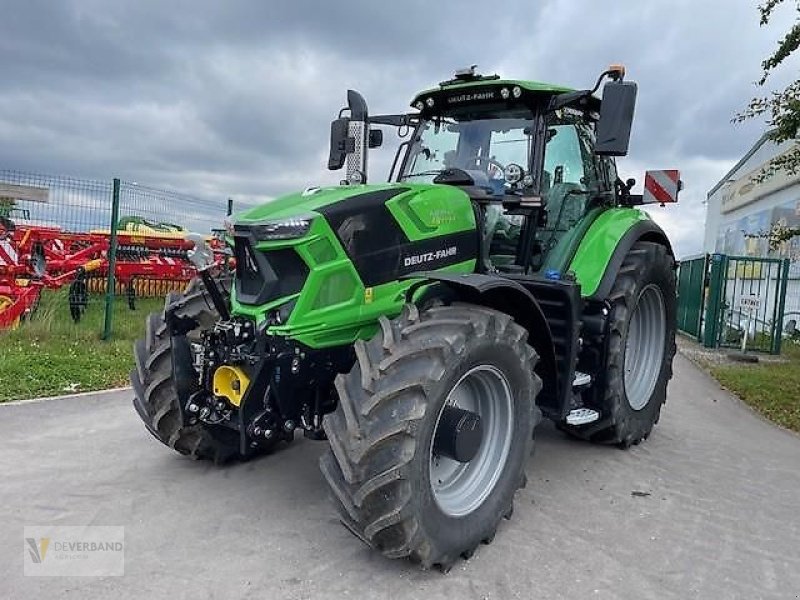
xmin=0 ymin=386 xmax=132 ymax=407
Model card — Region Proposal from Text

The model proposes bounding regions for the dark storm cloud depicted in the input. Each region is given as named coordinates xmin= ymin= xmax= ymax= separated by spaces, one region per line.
xmin=0 ymin=0 xmax=795 ymax=254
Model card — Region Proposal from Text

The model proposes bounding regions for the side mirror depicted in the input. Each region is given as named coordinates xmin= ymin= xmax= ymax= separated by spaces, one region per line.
xmin=328 ymin=117 xmax=351 ymax=170
xmin=595 ymin=80 xmax=637 ymax=156
xmin=368 ymin=129 xmax=383 ymax=149
xmin=328 ymin=90 xmax=369 ymax=177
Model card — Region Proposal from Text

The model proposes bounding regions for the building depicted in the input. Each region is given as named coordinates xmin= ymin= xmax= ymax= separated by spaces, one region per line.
xmin=705 ymin=133 xmax=800 ymax=334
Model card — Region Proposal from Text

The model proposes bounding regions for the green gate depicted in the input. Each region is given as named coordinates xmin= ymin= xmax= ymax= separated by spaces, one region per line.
xmin=703 ymin=254 xmax=790 ymax=354
xmin=676 ymin=254 xmax=708 ymax=341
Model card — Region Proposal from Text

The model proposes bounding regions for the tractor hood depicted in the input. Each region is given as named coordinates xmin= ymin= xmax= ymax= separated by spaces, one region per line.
xmin=228 ymin=182 xmax=479 ymax=348
xmin=234 ymin=184 xmax=401 ymax=224
xmin=232 ymin=183 xmax=478 ymax=243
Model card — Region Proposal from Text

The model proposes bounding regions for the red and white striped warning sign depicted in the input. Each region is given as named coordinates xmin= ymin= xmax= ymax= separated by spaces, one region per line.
xmin=643 ymin=170 xmax=680 ymax=205
xmin=0 ymin=240 xmax=18 ymax=266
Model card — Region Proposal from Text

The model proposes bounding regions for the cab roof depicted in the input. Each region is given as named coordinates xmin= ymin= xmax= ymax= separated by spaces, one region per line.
xmin=412 ymin=78 xmax=574 ymax=103
xmin=409 ymin=76 xmax=593 ymax=118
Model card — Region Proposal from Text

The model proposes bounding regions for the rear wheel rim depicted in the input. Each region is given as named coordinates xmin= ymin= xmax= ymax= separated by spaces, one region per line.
xmin=624 ymin=284 xmax=667 ymax=410
xmin=430 ymin=365 xmax=514 ymax=517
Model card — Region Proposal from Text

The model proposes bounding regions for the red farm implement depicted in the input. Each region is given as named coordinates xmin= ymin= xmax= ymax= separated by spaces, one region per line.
xmin=0 ymin=216 xmax=225 ymax=328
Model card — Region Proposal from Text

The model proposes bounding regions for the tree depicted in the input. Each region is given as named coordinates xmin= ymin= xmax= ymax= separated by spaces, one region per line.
xmin=736 ymin=0 xmax=800 ymax=246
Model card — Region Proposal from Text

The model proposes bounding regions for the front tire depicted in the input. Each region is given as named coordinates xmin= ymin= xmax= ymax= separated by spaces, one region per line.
xmin=320 ymin=304 xmax=542 ymax=570
xmin=131 ymin=277 xmax=258 ymax=463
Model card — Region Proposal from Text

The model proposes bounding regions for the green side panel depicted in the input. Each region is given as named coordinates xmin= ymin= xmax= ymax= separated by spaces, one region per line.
xmin=286 ymin=259 xmax=475 ymax=348
xmin=385 ymin=184 xmax=476 ymax=241
xmin=567 ymin=207 xmax=652 ymax=298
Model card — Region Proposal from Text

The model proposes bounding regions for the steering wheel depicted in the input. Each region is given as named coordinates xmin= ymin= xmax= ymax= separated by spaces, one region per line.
xmin=465 ymin=155 xmax=506 ymax=178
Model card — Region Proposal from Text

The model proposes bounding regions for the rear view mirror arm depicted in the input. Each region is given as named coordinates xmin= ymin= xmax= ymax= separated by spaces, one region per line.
xmin=549 ymin=90 xmax=592 ymax=111
xmin=369 ymin=114 xmax=417 ymax=127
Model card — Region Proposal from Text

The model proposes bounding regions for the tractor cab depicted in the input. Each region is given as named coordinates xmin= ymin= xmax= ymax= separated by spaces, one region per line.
xmin=329 ymin=65 xmax=645 ymax=277
xmin=397 ymin=100 xmax=603 ymax=274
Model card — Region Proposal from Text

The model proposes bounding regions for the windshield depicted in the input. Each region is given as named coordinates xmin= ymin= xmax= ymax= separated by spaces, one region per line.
xmin=399 ymin=117 xmax=534 ymax=194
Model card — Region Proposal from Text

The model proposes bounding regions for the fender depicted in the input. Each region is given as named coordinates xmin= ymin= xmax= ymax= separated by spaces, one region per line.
xmin=568 ymin=208 xmax=674 ymax=301
xmin=405 ymin=272 xmax=558 ymax=419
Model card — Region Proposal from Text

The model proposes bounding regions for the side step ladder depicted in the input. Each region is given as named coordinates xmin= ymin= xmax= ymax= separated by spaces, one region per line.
xmin=566 ymin=371 xmax=600 ymax=426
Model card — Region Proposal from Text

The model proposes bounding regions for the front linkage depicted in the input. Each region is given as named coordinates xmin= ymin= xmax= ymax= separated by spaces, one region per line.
xmin=166 ymin=274 xmax=352 ymax=456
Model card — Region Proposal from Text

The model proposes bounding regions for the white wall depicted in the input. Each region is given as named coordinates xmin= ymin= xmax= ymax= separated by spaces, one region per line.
xmin=705 ymin=137 xmax=800 ymax=257
xmin=705 ymin=137 xmax=800 ymax=330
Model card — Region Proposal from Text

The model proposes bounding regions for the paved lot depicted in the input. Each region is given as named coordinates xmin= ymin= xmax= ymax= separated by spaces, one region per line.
xmin=1 ymin=353 xmax=799 ymax=599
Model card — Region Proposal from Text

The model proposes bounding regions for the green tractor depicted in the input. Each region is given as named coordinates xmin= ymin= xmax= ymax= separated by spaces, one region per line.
xmin=132 ymin=65 xmax=680 ymax=570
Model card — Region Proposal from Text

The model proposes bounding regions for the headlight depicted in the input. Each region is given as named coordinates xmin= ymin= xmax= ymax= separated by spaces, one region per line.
xmin=243 ymin=217 xmax=313 ymax=241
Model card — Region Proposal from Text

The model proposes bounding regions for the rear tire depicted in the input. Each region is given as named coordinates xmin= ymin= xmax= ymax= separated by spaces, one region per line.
xmin=131 ymin=276 xmax=260 ymax=463
xmin=564 ymin=241 xmax=676 ymax=446
xmin=320 ymin=303 xmax=541 ymax=570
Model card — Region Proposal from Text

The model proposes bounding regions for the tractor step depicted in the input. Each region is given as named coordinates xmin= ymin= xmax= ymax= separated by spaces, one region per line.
xmin=565 ymin=408 xmax=600 ymax=426
xmin=572 ymin=371 xmax=591 ymax=387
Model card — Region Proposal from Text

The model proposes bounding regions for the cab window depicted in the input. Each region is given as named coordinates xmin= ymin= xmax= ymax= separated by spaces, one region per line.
xmin=540 ymin=114 xmax=598 ymax=241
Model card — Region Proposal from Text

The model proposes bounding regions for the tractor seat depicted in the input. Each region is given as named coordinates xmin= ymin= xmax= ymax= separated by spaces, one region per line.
xmin=544 ymin=182 xmax=586 ymax=231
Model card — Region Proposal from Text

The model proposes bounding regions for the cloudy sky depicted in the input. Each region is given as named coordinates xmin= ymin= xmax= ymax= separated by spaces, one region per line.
xmin=0 ymin=0 xmax=796 ymax=256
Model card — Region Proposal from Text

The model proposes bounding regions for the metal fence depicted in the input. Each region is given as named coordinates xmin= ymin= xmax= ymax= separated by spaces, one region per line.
xmin=707 ymin=254 xmax=790 ymax=354
xmin=0 ymin=170 xmax=114 ymax=327
xmin=677 ymin=252 xmax=791 ymax=355
xmin=676 ymin=254 xmax=707 ymax=341
xmin=102 ymin=180 xmax=233 ymax=337
xmin=0 ymin=169 xmax=231 ymax=338
xmin=782 ymin=266 xmax=800 ymax=341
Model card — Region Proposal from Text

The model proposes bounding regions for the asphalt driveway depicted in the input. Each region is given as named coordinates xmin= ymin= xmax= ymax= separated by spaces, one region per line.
xmin=1 ymin=353 xmax=799 ymax=599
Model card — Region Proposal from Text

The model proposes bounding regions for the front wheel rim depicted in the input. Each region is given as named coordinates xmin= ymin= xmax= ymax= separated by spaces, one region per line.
xmin=430 ymin=365 xmax=514 ymax=518
xmin=624 ymin=284 xmax=667 ymax=411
